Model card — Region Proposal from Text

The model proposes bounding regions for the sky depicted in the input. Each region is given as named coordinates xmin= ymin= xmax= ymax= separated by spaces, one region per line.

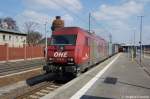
xmin=0 ymin=0 xmax=150 ymax=45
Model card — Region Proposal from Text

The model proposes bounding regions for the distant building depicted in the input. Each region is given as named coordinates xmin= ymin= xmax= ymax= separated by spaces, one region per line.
xmin=0 ymin=28 xmax=27 ymax=47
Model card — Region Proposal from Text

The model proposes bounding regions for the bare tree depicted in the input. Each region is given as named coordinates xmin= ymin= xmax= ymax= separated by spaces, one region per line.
xmin=24 ymin=21 xmax=39 ymax=33
xmin=24 ymin=21 xmax=42 ymax=45
xmin=0 ymin=17 xmax=18 ymax=30
xmin=27 ymin=31 xmax=42 ymax=45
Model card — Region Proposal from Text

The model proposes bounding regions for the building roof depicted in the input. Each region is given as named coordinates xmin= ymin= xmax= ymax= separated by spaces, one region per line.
xmin=0 ymin=28 xmax=27 ymax=36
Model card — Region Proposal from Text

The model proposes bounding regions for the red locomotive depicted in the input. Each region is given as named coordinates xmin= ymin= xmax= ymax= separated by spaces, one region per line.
xmin=43 ymin=27 xmax=108 ymax=76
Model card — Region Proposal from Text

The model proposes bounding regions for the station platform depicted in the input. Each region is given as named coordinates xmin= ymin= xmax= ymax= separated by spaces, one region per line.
xmin=41 ymin=53 xmax=150 ymax=99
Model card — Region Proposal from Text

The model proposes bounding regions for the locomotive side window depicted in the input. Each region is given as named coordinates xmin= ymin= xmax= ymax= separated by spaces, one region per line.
xmin=85 ymin=37 xmax=91 ymax=46
xmin=88 ymin=38 xmax=91 ymax=46
xmin=85 ymin=37 xmax=88 ymax=46
xmin=51 ymin=35 xmax=77 ymax=45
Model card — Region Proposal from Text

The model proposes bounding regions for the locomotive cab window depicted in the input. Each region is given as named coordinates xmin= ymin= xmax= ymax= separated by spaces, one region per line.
xmin=51 ymin=34 xmax=77 ymax=45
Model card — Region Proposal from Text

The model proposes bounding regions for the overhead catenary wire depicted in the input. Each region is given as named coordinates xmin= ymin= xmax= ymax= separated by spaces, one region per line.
xmin=89 ymin=13 xmax=113 ymax=41
xmin=51 ymin=0 xmax=89 ymax=27
xmin=51 ymin=0 xmax=112 ymax=40
xmin=90 ymin=14 xmax=111 ymax=34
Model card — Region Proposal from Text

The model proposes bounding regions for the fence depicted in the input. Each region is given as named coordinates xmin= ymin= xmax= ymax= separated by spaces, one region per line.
xmin=0 ymin=44 xmax=44 ymax=62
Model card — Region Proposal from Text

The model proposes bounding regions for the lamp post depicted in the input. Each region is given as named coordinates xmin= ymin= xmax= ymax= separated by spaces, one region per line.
xmin=138 ymin=16 xmax=144 ymax=64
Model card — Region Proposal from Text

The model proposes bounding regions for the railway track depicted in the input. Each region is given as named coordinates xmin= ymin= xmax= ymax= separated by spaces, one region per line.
xmin=0 ymin=81 xmax=63 ymax=99
xmin=16 ymin=82 xmax=62 ymax=99
xmin=0 ymin=59 xmax=45 ymax=76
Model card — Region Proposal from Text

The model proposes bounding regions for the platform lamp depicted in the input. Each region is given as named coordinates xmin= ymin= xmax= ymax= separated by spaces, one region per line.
xmin=138 ymin=16 xmax=144 ymax=64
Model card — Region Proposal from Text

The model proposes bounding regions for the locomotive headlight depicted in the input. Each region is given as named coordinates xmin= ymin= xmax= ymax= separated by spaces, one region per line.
xmin=68 ymin=58 xmax=73 ymax=61
xmin=70 ymin=58 xmax=73 ymax=61
xmin=49 ymin=57 xmax=53 ymax=61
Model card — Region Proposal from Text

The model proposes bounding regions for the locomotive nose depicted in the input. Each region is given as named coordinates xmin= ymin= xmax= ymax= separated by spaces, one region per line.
xmin=47 ymin=45 xmax=75 ymax=64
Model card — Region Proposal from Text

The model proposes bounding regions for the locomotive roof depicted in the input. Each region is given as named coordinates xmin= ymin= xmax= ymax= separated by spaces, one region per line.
xmin=53 ymin=27 xmax=85 ymax=32
xmin=53 ymin=27 xmax=107 ymax=42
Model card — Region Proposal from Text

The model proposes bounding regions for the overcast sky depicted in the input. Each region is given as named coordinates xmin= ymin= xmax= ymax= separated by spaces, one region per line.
xmin=0 ymin=0 xmax=150 ymax=45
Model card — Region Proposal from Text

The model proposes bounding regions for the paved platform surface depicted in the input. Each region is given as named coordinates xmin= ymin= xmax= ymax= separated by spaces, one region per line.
xmin=41 ymin=53 xmax=150 ymax=99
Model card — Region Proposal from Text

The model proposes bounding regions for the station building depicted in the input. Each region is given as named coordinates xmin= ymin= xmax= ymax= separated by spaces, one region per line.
xmin=0 ymin=28 xmax=27 ymax=47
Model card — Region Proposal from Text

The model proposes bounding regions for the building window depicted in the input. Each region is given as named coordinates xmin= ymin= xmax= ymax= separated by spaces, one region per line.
xmin=16 ymin=36 xmax=18 ymax=41
xmin=23 ymin=40 xmax=26 ymax=44
xmin=9 ymin=35 xmax=11 ymax=40
xmin=3 ymin=35 xmax=6 ymax=41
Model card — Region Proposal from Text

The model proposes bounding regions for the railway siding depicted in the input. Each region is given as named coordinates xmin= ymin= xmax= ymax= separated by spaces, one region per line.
xmin=0 ymin=59 xmax=45 ymax=86
xmin=0 ymin=67 xmax=42 ymax=87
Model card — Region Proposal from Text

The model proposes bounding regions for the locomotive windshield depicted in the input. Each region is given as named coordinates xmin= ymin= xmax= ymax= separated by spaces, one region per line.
xmin=51 ymin=35 xmax=77 ymax=45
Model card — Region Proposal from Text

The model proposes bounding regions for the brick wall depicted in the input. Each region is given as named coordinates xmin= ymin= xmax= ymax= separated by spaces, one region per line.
xmin=0 ymin=44 xmax=7 ymax=61
xmin=0 ymin=44 xmax=44 ymax=61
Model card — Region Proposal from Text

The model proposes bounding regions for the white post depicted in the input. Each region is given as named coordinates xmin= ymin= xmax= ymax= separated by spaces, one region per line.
xmin=45 ymin=22 xmax=47 ymax=59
